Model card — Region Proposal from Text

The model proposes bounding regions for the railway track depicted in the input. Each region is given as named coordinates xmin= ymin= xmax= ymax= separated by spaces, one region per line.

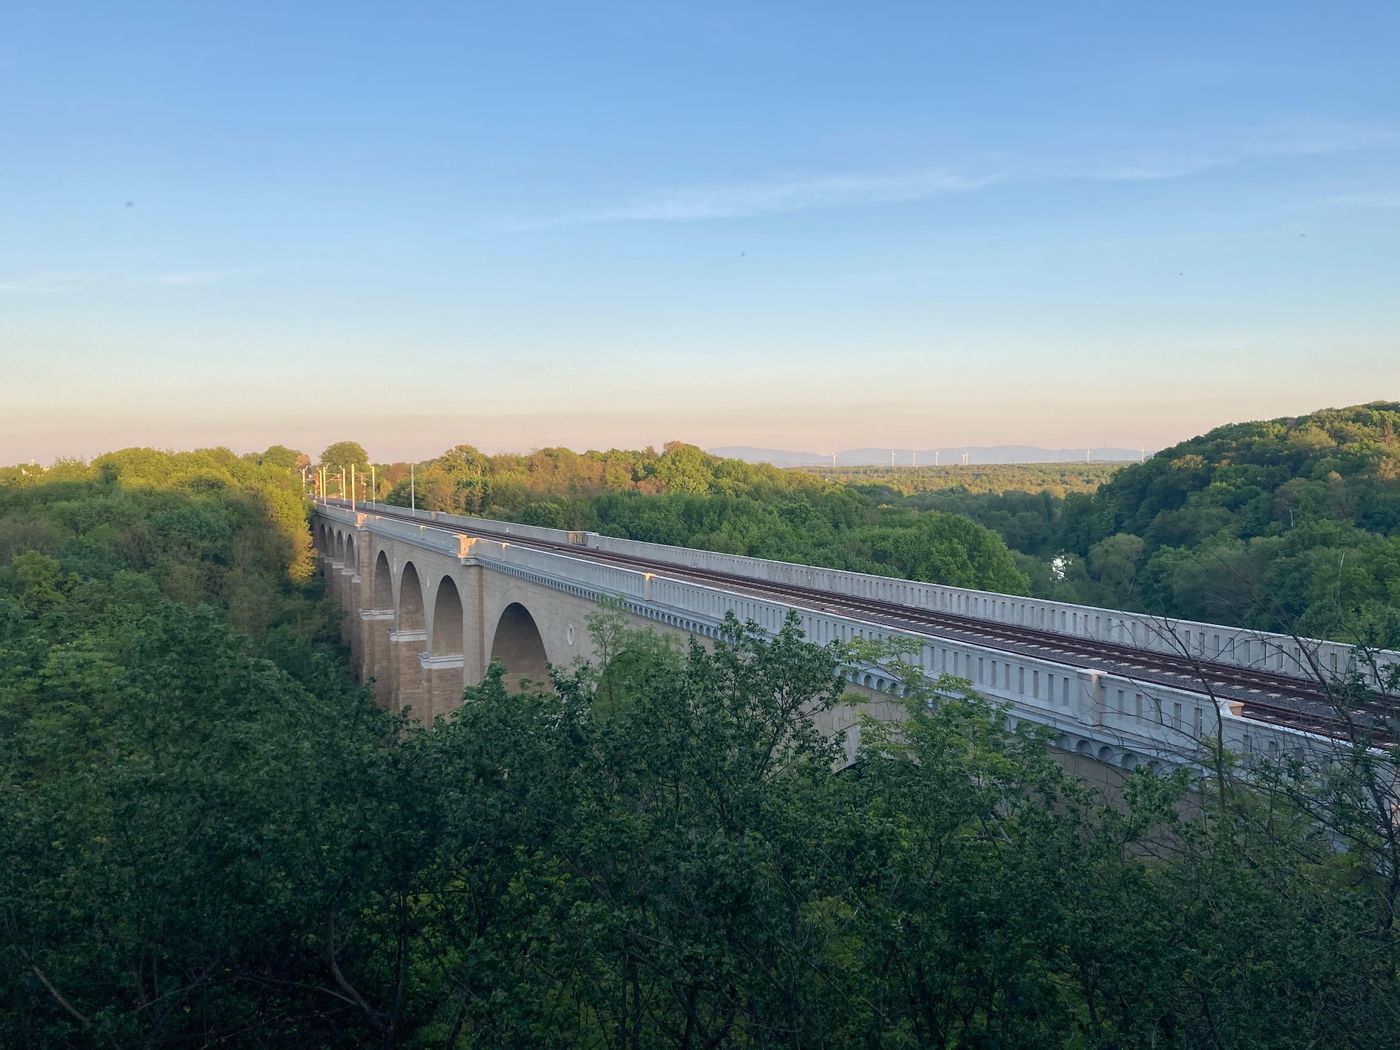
xmin=322 ymin=501 xmax=1394 ymax=743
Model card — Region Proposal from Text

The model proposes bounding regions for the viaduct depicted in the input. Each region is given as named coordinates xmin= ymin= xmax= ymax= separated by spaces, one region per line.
xmin=312 ymin=502 xmax=1396 ymax=774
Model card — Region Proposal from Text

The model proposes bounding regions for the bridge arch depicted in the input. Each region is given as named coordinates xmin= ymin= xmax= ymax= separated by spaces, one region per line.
xmin=372 ymin=551 xmax=392 ymax=608
xmin=399 ymin=562 xmax=426 ymax=632
xmin=431 ymin=576 xmax=464 ymax=656
xmin=345 ymin=533 xmax=356 ymax=572
xmin=489 ymin=601 xmax=549 ymax=689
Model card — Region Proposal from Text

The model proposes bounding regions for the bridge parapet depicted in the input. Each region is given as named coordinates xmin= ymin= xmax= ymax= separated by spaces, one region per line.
xmin=473 ymin=541 xmax=652 ymax=602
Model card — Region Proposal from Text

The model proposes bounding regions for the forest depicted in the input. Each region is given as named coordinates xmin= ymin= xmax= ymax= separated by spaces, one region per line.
xmin=330 ymin=402 xmax=1400 ymax=646
xmin=3 ymin=438 xmax=1400 ymax=1045
xmin=1056 ymin=402 xmax=1400 ymax=642
xmin=351 ymin=440 xmax=1035 ymax=596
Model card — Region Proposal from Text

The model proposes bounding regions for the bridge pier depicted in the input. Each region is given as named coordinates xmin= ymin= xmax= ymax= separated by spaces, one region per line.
xmin=359 ymin=609 xmax=395 ymax=708
xmin=422 ymin=654 xmax=466 ymax=721
xmin=321 ymin=556 xmax=340 ymax=595
xmin=338 ymin=569 xmax=359 ymax=645
xmin=389 ymin=629 xmax=427 ymax=718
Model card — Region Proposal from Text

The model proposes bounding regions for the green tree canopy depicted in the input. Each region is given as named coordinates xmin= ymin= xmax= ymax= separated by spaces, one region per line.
xmin=257 ymin=443 xmax=307 ymax=469
xmin=4 ymin=443 xmax=1399 ymax=1046
xmin=320 ymin=440 xmax=369 ymax=468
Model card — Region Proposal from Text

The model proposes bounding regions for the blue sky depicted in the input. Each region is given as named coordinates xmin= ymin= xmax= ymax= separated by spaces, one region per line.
xmin=2 ymin=1 xmax=1398 ymax=461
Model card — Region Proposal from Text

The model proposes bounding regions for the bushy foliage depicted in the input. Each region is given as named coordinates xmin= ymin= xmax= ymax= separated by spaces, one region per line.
xmin=3 ymin=447 xmax=1398 ymax=1044
xmin=383 ymin=442 xmax=1033 ymax=595
xmin=0 ymin=448 xmax=399 ymax=1045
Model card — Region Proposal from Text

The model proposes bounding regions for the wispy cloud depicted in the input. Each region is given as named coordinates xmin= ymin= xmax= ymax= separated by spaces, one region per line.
xmin=0 ymin=272 xmax=90 ymax=294
xmin=526 ymin=169 xmax=1001 ymax=227
xmin=141 ymin=264 xmax=284 ymax=286
xmin=1326 ymin=190 xmax=1400 ymax=208
xmin=0 ymin=264 xmax=284 ymax=294
xmin=1055 ymin=121 xmax=1400 ymax=185
xmin=524 ymin=120 xmax=1400 ymax=227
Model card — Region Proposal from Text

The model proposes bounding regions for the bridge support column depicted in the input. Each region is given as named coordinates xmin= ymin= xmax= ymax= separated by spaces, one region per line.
xmin=457 ymin=563 xmax=487 ymax=688
xmin=389 ymin=629 xmax=428 ymax=719
xmin=359 ymin=610 xmax=395 ymax=706
xmin=322 ymin=557 xmax=341 ymax=596
xmin=420 ymin=654 xmax=466 ymax=722
xmin=338 ymin=570 xmax=359 ymax=644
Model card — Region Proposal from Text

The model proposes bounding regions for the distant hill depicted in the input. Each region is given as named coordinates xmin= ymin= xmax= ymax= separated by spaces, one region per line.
xmin=706 ymin=447 xmax=832 ymax=467
xmin=708 ymin=445 xmax=1148 ymax=467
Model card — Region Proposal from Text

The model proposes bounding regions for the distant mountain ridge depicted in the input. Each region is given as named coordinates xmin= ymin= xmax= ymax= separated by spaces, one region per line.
xmin=707 ymin=445 xmax=1149 ymax=467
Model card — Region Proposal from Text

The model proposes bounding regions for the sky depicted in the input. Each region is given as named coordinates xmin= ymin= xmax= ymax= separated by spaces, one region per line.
xmin=2 ymin=1 xmax=1398 ymax=463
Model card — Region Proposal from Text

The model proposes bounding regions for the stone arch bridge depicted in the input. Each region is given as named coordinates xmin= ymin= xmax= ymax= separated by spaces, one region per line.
xmin=313 ymin=503 xmax=1391 ymax=772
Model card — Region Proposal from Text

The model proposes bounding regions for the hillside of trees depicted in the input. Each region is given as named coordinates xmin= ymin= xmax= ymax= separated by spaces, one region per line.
xmin=1054 ymin=402 xmax=1400 ymax=642
xmin=800 ymin=461 xmax=1124 ymax=498
xmin=364 ymin=442 xmax=1032 ymax=595
xmin=315 ymin=404 xmax=1400 ymax=645
xmin=3 ymin=448 xmax=1398 ymax=1043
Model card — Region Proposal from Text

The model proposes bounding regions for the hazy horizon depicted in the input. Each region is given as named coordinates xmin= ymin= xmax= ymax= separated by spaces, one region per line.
xmin=4 ymin=3 xmax=1398 ymax=463
xmin=2 ymin=397 xmax=1389 ymax=467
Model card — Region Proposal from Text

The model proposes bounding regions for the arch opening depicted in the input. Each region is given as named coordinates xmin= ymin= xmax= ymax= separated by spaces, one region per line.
xmin=373 ymin=551 xmax=393 ymax=608
xmin=490 ymin=602 xmax=549 ymax=690
xmin=399 ymin=562 xmax=426 ymax=633
xmin=432 ymin=577 xmax=465 ymax=656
